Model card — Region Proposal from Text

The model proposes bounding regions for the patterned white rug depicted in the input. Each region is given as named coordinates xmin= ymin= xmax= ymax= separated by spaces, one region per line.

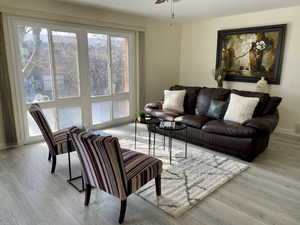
xmin=106 ymin=123 xmax=249 ymax=217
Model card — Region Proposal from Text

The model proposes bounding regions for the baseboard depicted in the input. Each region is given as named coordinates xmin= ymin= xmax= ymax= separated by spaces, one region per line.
xmin=0 ymin=143 xmax=6 ymax=150
xmin=275 ymin=127 xmax=300 ymax=137
xmin=274 ymin=127 xmax=300 ymax=143
xmin=0 ymin=142 xmax=21 ymax=150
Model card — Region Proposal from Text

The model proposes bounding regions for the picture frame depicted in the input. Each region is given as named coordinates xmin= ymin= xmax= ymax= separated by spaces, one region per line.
xmin=216 ymin=24 xmax=287 ymax=84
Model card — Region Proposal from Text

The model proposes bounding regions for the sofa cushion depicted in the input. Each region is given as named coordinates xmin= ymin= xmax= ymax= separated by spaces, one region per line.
xmin=231 ymin=89 xmax=270 ymax=117
xmin=175 ymin=115 xmax=210 ymax=129
xmin=147 ymin=109 xmax=182 ymax=121
xmin=202 ymin=120 xmax=257 ymax=137
xmin=144 ymin=102 xmax=162 ymax=110
xmin=262 ymin=97 xmax=282 ymax=115
xmin=195 ymin=88 xmax=231 ymax=116
xmin=170 ymin=85 xmax=201 ymax=115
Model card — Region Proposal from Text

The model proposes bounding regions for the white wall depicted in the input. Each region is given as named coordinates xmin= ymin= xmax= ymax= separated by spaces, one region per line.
xmin=179 ymin=6 xmax=300 ymax=133
xmin=0 ymin=0 xmax=181 ymax=148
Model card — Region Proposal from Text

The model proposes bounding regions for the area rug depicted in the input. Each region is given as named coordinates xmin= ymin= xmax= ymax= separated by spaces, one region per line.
xmin=106 ymin=123 xmax=249 ymax=217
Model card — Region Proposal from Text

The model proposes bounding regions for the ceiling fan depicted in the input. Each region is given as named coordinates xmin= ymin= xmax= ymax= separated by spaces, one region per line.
xmin=155 ymin=0 xmax=178 ymax=19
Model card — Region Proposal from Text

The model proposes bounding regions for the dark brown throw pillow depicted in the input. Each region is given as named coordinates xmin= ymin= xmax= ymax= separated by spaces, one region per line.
xmin=206 ymin=100 xmax=228 ymax=119
xmin=262 ymin=97 xmax=282 ymax=115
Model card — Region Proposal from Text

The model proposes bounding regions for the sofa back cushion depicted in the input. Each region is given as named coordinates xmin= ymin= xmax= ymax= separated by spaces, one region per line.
xmin=231 ymin=90 xmax=270 ymax=117
xmin=262 ymin=96 xmax=282 ymax=115
xmin=170 ymin=85 xmax=201 ymax=115
xmin=195 ymin=88 xmax=231 ymax=116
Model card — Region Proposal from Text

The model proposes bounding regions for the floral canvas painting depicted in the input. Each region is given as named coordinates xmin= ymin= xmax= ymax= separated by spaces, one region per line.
xmin=216 ymin=25 xmax=286 ymax=84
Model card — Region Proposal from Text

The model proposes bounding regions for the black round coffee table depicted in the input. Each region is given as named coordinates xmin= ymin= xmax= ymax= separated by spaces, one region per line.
xmin=155 ymin=121 xmax=188 ymax=164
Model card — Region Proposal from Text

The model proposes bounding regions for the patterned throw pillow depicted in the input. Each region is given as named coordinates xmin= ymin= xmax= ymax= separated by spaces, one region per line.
xmin=206 ymin=100 xmax=227 ymax=119
xmin=224 ymin=93 xmax=259 ymax=123
xmin=163 ymin=90 xmax=186 ymax=113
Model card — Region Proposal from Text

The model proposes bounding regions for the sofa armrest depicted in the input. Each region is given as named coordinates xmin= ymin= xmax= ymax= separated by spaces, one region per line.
xmin=144 ymin=102 xmax=163 ymax=113
xmin=242 ymin=110 xmax=279 ymax=134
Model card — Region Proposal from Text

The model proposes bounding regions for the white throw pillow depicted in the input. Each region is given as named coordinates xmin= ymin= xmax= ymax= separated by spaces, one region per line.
xmin=224 ymin=93 xmax=259 ymax=123
xmin=163 ymin=90 xmax=186 ymax=113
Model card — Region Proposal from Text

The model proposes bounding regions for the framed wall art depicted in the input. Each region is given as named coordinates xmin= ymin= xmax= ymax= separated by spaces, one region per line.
xmin=216 ymin=24 xmax=287 ymax=84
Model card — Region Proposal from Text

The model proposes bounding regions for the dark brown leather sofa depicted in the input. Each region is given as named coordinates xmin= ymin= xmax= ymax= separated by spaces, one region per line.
xmin=144 ymin=85 xmax=282 ymax=161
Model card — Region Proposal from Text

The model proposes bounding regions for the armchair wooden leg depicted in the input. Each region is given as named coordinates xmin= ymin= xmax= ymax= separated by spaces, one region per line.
xmin=84 ymin=184 xmax=92 ymax=206
xmin=155 ymin=175 xmax=161 ymax=196
xmin=51 ymin=155 xmax=56 ymax=174
xmin=118 ymin=199 xmax=127 ymax=224
xmin=48 ymin=152 xmax=52 ymax=161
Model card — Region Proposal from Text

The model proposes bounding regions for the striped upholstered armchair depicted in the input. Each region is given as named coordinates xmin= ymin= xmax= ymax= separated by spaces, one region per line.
xmin=71 ymin=130 xmax=163 ymax=224
xmin=29 ymin=104 xmax=80 ymax=174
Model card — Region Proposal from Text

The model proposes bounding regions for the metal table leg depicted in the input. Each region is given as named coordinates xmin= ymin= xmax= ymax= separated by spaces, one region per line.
xmin=153 ymin=126 xmax=156 ymax=157
xmin=134 ymin=119 xmax=137 ymax=149
xmin=67 ymin=149 xmax=85 ymax=193
xmin=169 ymin=131 xmax=173 ymax=164
xmin=163 ymin=130 xmax=166 ymax=151
xmin=67 ymin=134 xmax=85 ymax=193
xmin=185 ymin=128 xmax=188 ymax=158
xmin=148 ymin=125 xmax=151 ymax=155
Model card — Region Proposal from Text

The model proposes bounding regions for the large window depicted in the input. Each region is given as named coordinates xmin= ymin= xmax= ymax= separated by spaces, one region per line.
xmin=88 ymin=32 xmax=131 ymax=125
xmin=10 ymin=18 xmax=135 ymax=142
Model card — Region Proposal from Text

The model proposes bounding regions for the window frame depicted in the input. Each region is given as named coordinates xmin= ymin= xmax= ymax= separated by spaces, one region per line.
xmin=6 ymin=16 xmax=136 ymax=144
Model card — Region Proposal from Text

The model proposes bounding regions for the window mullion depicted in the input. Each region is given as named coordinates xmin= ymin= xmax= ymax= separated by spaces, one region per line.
xmin=77 ymin=31 xmax=91 ymax=128
xmin=108 ymin=34 xmax=114 ymax=121
xmin=48 ymin=29 xmax=60 ymax=129
xmin=48 ymin=29 xmax=57 ymax=102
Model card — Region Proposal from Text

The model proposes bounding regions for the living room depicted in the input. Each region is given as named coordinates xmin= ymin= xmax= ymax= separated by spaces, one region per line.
xmin=0 ymin=0 xmax=299 ymax=224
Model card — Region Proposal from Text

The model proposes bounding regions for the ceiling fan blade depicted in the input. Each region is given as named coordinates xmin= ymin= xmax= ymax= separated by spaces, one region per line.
xmin=155 ymin=0 xmax=168 ymax=4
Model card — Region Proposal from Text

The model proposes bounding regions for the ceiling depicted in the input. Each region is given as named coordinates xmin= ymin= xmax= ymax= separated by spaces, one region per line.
xmin=57 ymin=0 xmax=300 ymax=21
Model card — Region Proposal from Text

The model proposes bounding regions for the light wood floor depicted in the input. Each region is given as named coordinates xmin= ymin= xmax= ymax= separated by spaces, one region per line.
xmin=0 ymin=126 xmax=299 ymax=225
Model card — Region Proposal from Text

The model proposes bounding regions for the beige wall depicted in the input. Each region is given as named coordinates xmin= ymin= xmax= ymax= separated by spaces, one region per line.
xmin=0 ymin=0 xmax=181 ymax=148
xmin=0 ymin=98 xmax=5 ymax=148
xmin=144 ymin=20 xmax=181 ymax=103
xmin=179 ymin=6 xmax=300 ymax=133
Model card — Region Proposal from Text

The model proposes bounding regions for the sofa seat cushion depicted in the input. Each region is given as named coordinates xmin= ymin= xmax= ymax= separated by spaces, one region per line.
xmin=148 ymin=109 xmax=182 ymax=121
xmin=175 ymin=115 xmax=210 ymax=129
xmin=202 ymin=120 xmax=257 ymax=137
